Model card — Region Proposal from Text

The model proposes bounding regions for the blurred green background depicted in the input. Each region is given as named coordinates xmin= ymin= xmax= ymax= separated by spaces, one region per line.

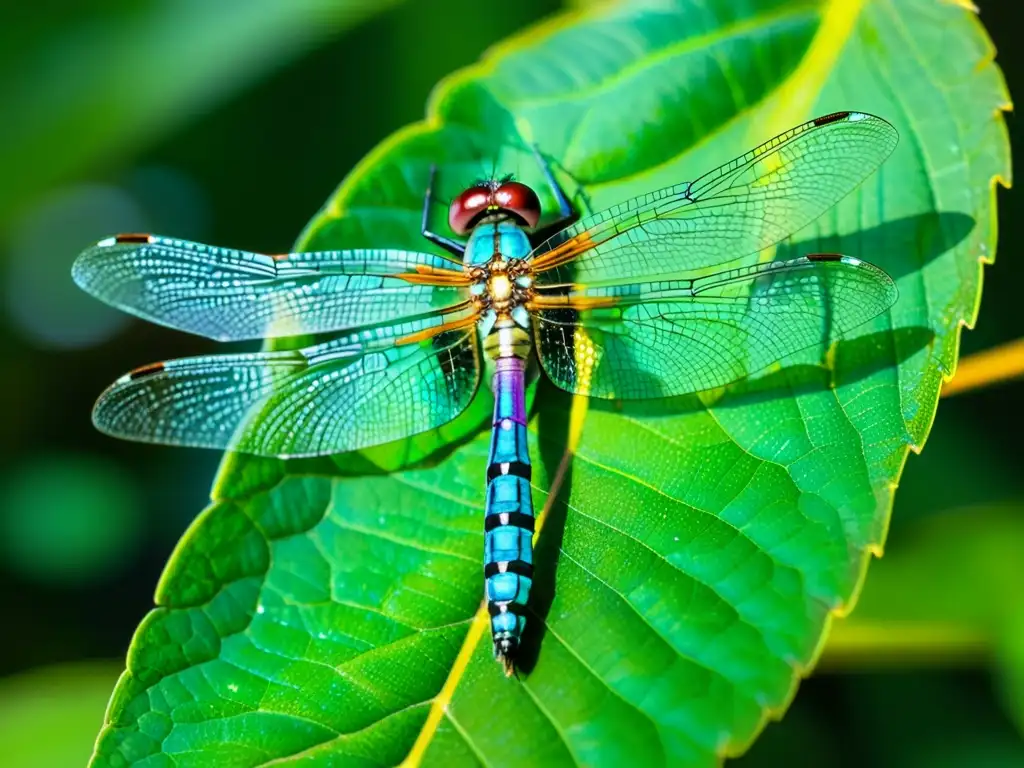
xmin=0 ymin=1 xmax=1020 ymax=765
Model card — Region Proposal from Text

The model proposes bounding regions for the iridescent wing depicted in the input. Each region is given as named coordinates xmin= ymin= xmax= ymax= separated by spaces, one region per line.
xmin=92 ymin=309 xmax=481 ymax=457
xmin=531 ymin=255 xmax=897 ymax=399
xmin=529 ymin=112 xmax=898 ymax=284
xmin=72 ymin=234 xmax=471 ymax=341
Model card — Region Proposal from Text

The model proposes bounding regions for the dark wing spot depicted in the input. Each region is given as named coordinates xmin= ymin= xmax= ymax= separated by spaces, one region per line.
xmin=813 ymin=111 xmax=851 ymax=127
xmin=128 ymin=361 xmax=166 ymax=380
xmin=114 ymin=233 xmax=153 ymax=244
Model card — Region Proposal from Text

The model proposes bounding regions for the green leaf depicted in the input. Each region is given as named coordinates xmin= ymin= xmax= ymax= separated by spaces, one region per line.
xmin=0 ymin=0 xmax=397 ymax=234
xmin=91 ymin=0 xmax=1010 ymax=766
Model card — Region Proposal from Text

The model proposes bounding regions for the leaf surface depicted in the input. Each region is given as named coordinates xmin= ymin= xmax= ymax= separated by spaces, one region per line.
xmin=91 ymin=0 xmax=1011 ymax=765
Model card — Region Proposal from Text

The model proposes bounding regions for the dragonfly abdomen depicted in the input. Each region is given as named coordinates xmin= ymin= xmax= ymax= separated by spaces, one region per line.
xmin=484 ymin=348 xmax=534 ymax=675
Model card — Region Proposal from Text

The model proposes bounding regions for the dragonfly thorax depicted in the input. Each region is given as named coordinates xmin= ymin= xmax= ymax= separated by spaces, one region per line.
xmin=463 ymin=220 xmax=535 ymax=336
xmin=470 ymin=256 xmax=533 ymax=333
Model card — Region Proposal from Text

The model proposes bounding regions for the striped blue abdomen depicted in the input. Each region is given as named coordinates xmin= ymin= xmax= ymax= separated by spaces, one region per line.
xmin=484 ymin=355 xmax=534 ymax=672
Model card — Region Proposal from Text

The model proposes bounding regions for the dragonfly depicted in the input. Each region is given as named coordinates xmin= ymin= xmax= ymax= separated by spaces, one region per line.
xmin=73 ymin=110 xmax=899 ymax=675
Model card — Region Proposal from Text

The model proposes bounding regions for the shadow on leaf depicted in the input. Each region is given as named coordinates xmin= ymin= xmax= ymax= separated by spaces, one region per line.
xmin=780 ymin=210 xmax=975 ymax=282
xmin=517 ymin=378 xmax=575 ymax=674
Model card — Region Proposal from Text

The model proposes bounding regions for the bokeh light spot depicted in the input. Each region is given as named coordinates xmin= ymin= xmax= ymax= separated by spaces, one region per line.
xmin=4 ymin=184 xmax=146 ymax=349
xmin=0 ymin=453 xmax=143 ymax=586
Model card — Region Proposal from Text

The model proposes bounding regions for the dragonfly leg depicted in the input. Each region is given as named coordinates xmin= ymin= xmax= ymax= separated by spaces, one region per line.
xmin=529 ymin=144 xmax=580 ymax=245
xmin=422 ymin=165 xmax=466 ymax=258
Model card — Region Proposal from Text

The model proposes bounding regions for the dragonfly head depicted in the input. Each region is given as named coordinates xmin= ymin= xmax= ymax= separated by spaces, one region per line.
xmin=448 ymin=177 xmax=541 ymax=234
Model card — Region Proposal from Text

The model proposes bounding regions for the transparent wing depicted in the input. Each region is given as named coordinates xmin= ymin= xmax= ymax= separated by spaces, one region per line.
xmin=92 ymin=309 xmax=481 ymax=457
xmin=72 ymin=234 xmax=470 ymax=341
xmin=530 ymin=112 xmax=898 ymax=284
xmin=531 ymin=255 xmax=897 ymax=399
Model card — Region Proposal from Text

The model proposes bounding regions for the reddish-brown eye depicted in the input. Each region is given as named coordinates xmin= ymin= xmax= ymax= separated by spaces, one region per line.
xmin=448 ymin=186 xmax=492 ymax=235
xmin=494 ymin=182 xmax=541 ymax=228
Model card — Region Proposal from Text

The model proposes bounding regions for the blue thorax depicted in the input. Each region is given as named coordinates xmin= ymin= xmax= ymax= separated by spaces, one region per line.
xmin=462 ymin=219 xmax=532 ymax=268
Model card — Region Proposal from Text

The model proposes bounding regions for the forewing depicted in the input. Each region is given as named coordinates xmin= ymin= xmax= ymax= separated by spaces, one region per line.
xmin=533 ymin=255 xmax=897 ymax=399
xmin=72 ymin=235 xmax=469 ymax=341
xmin=530 ymin=112 xmax=898 ymax=285
xmin=92 ymin=311 xmax=481 ymax=457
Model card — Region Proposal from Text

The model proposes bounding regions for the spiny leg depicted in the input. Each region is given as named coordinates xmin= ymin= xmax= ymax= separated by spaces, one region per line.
xmin=421 ymin=165 xmax=467 ymax=258
xmin=529 ymin=143 xmax=581 ymax=245
xmin=533 ymin=143 xmax=574 ymax=220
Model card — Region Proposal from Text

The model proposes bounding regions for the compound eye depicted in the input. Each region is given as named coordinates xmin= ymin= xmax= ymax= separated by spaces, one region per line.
xmin=494 ymin=182 xmax=541 ymax=228
xmin=448 ymin=186 xmax=492 ymax=235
